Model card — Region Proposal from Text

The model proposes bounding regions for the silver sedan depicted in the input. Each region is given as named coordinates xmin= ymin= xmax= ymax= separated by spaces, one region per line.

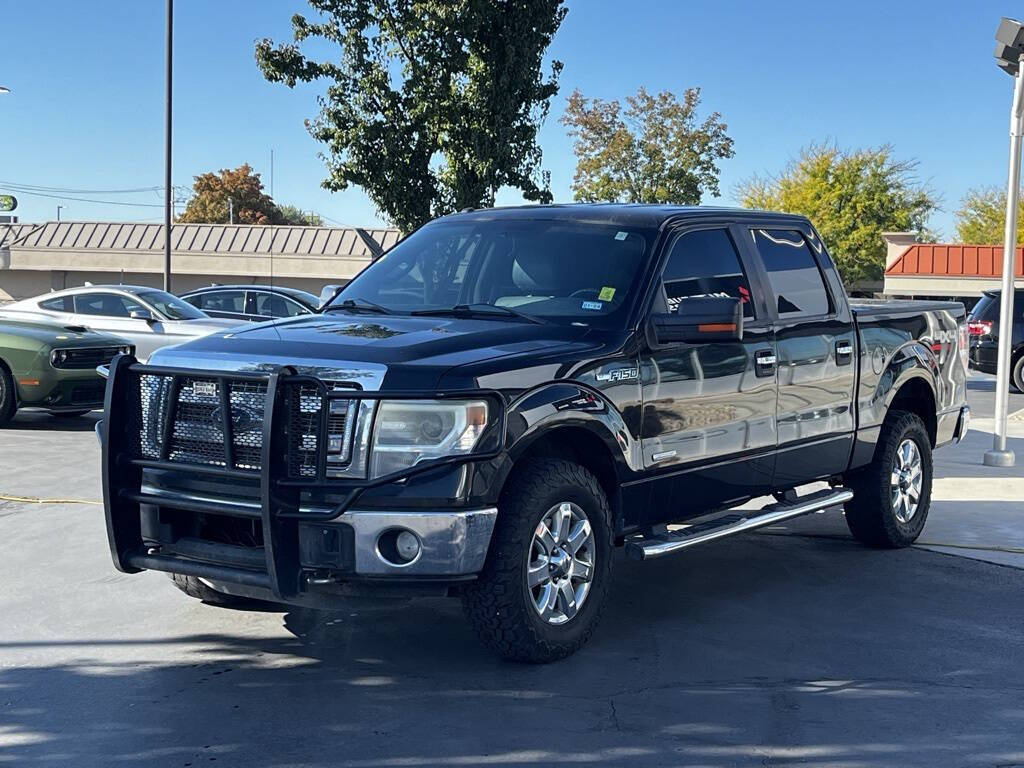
xmin=0 ymin=285 xmax=242 ymax=361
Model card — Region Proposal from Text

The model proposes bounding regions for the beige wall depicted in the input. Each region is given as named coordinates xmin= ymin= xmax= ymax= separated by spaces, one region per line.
xmin=883 ymin=275 xmax=1024 ymax=298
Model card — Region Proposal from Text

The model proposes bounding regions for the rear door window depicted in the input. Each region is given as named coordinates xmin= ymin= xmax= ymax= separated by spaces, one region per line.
xmin=195 ymin=290 xmax=246 ymax=314
xmin=39 ymin=295 xmax=74 ymax=312
xmin=253 ymin=292 xmax=306 ymax=317
xmin=752 ymin=229 xmax=832 ymax=317
xmin=659 ymin=228 xmax=755 ymax=319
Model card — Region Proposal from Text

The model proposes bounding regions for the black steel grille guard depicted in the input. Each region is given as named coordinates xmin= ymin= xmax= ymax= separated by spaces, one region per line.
xmin=101 ymin=354 xmax=506 ymax=597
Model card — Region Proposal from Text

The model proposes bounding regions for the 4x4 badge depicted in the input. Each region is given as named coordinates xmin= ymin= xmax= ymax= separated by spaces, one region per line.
xmin=596 ymin=366 xmax=639 ymax=383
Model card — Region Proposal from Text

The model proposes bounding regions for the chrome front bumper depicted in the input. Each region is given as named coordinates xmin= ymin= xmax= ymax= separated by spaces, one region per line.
xmin=345 ymin=508 xmax=497 ymax=576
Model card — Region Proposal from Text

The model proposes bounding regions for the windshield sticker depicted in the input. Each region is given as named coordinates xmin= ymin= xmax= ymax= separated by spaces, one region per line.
xmin=598 ymin=286 xmax=616 ymax=301
xmin=614 ymin=231 xmax=628 ymax=241
xmin=581 ymin=300 xmax=603 ymax=311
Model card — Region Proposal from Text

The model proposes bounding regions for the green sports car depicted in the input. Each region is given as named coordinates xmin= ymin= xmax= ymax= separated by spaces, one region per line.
xmin=0 ymin=317 xmax=132 ymax=425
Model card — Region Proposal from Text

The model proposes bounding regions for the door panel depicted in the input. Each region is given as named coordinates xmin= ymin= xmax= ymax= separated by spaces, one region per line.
xmin=639 ymin=226 xmax=778 ymax=525
xmin=747 ymin=227 xmax=856 ymax=486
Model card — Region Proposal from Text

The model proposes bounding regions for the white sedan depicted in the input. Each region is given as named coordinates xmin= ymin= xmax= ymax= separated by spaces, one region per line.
xmin=0 ymin=285 xmax=243 ymax=361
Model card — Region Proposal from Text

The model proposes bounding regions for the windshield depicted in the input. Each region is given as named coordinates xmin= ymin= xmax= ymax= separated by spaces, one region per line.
xmin=330 ymin=217 xmax=654 ymax=327
xmin=137 ymin=290 xmax=207 ymax=321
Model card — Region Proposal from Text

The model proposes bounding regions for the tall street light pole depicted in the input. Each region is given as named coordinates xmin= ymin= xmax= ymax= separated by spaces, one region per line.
xmin=986 ymin=18 xmax=1024 ymax=468
xmin=163 ymin=0 xmax=173 ymax=293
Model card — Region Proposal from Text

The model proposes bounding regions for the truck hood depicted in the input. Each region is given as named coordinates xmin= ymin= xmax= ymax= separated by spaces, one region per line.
xmin=147 ymin=312 xmax=602 ymax=390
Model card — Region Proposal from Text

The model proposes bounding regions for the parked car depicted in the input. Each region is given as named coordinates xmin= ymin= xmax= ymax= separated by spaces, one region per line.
xmin=0 ymin=316 xmax=132 ymax=424
xmin=98 ymin=205 xmax=969 ymax=662
xmin=968 ymin=288 xmax=1024 ymax=391
xmin=180 ymin=285 xmax=320 ymax=321
xmin=0 ymin=285 xmax=240 ymax=361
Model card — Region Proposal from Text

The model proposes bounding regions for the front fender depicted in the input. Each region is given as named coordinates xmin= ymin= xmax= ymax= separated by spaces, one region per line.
xmin=504 ymin=382 xmax=642 ymax=474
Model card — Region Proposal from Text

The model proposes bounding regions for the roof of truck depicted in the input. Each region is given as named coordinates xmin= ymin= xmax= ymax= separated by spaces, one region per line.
xmin=444 ymin=203 xmax=811 ymax=228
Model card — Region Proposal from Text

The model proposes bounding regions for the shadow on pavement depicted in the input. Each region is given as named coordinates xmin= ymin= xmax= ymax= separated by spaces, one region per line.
xmin=3 ymin=410 xmax=101 ymax=432
xmin=1 ymin=537 xmax=1022 ymax=768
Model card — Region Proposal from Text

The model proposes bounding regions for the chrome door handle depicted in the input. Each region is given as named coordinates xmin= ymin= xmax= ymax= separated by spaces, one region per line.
xmin=754 ymin=349 xmax=777 ymax=377
xmin=835 ymin=340 xmax=854 ymax=365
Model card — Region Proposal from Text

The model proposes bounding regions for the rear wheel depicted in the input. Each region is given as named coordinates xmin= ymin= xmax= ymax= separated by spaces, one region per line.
xmin=1012 ymin=354 xmax=1024 ymax=393
xmin=462 ymin=458 xmax=613 ymax=663
xmin=845 ymin=410 xmax=932 ymax=548
xmin=0 ymin=364 xmax=17 ymax=427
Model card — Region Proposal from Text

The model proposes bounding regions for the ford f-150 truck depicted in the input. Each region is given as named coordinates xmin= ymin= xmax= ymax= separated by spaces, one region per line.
xmin=100 ymin=205 xmax=970 ymax=662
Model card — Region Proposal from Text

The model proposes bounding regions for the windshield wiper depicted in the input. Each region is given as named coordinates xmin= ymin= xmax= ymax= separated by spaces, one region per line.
xmin=324 ymin=297 xmax=392 ymax=315
xmin=410 ymin=303 xmax=545 ymax=324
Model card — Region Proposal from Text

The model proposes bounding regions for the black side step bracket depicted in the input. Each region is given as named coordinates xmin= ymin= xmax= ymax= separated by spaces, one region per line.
xmin=625 ymin=487 xmax=853 ymax=561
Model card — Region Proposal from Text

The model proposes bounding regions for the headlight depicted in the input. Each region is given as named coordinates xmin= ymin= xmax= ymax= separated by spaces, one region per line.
xmin=369 ymin=399 xmax=488 ymax=479
xmin=50 ymin=349 xmax=69 ymax=366
xmin=119 ymin=345 xmax=133 ymax=356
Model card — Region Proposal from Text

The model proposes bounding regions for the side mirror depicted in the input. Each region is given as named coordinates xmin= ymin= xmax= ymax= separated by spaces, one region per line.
xmin=319 ymin=284 xmax=343 ymax=309
xmin=130 ymin=309 xmax=155 ymax=323
xmin=649 ymin=296 xmax=744 ymax=346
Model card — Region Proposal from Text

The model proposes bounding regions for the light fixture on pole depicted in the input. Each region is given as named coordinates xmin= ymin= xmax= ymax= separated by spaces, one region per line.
xmin=0 ymin=86 xmax=10 ymax=95
xmin=985 ymin=17 xmax=1024 ymax=468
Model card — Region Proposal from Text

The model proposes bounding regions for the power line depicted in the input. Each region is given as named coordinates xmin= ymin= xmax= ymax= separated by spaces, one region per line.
xmin=0 ymin=187 xmax=165 ymax=207
xmin=0 ymin=180 xmax=163 ymax=194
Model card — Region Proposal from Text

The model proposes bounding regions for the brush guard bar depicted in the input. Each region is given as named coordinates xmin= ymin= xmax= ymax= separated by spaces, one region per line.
xmin=101 ymin=355 xmax=506 ymax=598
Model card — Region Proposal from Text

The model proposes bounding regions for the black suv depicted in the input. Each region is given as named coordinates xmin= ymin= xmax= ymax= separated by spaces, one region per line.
xmin=968 ymin=288 xmax=1024 ymax=391
xmin=99 ymin=205 xmax=969 ymax=662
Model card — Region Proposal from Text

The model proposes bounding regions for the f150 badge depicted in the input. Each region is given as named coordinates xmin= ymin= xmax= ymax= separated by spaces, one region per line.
xmin=596 ymin=366 xmax=639 ymax=383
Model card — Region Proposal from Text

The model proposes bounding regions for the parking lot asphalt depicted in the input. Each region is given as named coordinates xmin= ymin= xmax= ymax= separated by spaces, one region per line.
xmin=1 ymin=380 xmax=1023 ymax=767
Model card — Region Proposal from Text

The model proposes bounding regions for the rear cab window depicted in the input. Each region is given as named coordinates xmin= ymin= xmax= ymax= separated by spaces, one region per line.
xmin=752 ymin=228 xmax=832 ymax=317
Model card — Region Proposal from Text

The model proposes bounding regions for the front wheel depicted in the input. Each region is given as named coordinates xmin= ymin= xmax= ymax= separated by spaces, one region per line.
xmin=0 ymin=365 xmax=17 ymax=427
xmin=462 ymin=458 xmax=613 ymax=663
xmin=844 ymin=410 xmax=933 ymax=548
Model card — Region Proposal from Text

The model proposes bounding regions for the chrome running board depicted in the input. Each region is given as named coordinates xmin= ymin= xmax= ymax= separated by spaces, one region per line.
xmin=626 ymin=487 xmax=854 ymax=561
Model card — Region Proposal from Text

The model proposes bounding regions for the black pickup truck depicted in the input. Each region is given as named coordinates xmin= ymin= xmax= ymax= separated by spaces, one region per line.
xmin=100 ymin=205 xmax=970 ymax=662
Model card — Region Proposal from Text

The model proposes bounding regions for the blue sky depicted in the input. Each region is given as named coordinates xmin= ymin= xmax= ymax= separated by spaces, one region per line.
xmin=0 ymin=0 xmax=1016 ymax=239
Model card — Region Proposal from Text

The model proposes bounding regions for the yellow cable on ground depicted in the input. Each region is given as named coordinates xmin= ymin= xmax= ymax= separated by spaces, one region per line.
xmin=0 ymin=493 xmax=101 ymax=505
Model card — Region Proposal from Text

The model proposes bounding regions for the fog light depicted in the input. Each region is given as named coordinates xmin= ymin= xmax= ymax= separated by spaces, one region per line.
xmin=396 ymin=530 xmax=421 ymax=562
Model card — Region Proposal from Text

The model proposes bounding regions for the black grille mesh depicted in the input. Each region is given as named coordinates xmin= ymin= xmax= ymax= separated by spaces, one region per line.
xmin=130 ymin=373 xmax=268 ymax=471
xmin=287 ymin=385 xmax=322 ymax=478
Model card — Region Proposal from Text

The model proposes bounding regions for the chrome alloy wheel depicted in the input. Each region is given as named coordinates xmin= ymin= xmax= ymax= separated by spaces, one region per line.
xmin=890 ymin=438 xmax=923 ymax=523
xmin=527 ymin=502 xmax=596 ymax=625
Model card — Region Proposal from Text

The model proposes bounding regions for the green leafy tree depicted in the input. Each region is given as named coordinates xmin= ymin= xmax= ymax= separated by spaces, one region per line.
xmin=559 ymin=86 xmax=734 ymax=204
xmin=255 ymin=0 xmax=567 ymax=233
xmin=737 ymin=144 xmax=937 ymax=284
xmin=178 ymin=164 xmax=279 ymax=224
xmin=954 ymin=185 xmax=1024 ymax=244
xmin=277 ymin=204 xmax=325 ymax=226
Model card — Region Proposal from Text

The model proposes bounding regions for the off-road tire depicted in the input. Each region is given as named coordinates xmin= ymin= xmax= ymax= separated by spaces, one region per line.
xmin=0 ymin=363 xmax=17 ymax=427
xmin=168 ymin=573 xmax=263 ymax=608
xmin=1012 ymin=354 xmax=1024 ymax=393
xmin=462 ymin=458 xmax=613 ymax=663
xmin=845 ymin=410 xmax=932 ymax=548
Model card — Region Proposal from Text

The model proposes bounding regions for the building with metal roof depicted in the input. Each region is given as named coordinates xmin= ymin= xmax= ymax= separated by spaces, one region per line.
xmin=0 ymin=221 xmax=400 ymax=301
xmin=882 ymin=232 xmax=1024 ymax=304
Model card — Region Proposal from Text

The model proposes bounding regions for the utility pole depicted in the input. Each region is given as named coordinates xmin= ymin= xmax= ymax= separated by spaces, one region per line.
xmin=986 ymin=18 xmax=1024 ymax=467
xmin=270 ymin=149 xmax=274 ymax=198
xmin=56 ymin=205 xmax=64 ymax=222
xmin=163 ymin=0 xmax=173 ymax=293
xmin=228 ymin=196 xmax=234 ymax=224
